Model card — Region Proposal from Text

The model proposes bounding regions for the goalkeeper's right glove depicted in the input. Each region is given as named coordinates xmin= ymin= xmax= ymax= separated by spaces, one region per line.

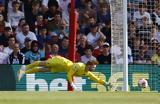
xmin=71 ymin=82 xmax=78 ymax=91
xmin=104 ymin=82 xmax=113 ymax=90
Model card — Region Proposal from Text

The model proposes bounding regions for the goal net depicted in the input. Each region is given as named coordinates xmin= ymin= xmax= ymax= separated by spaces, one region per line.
xmin=110 ymin=0 xmax=160 ymax=92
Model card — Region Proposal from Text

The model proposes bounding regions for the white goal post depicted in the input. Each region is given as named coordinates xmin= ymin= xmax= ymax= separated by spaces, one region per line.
xmin=110 ymin=0 xmax=128 ymax=91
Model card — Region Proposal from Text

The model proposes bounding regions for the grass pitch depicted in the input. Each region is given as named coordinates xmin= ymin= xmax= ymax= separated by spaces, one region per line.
xmin=0 ymin=92 xmax=159 ymax=104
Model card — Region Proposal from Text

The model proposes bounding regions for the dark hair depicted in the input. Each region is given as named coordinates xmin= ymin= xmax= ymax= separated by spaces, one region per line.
xmin=90 ymin=23 xmax=98 ymax=28
xmin=18 ymin=18 xmax=26 ymax=26
xmin=31 ymin=0 xmax=40 ymax=6
xmin=4 ymin=27 xmax=12 ymax=31
xmin=84 ymin=46 xmax=93 ymax=51
xmin=22 ymin=23 xmax=29 ymax=27
xmin=8 ymin=36 xmax=16 ymax=42
xmin=62 ymin=36 xmax=69 ymax=41
xmin=8 ymin=36 xmax=15 ymax=39
xmin=31 ymin=40 xmax=39 ymax=53
xmin=12 ymin=1 xmax=20 ymax=6
xmin=48 ymin=0 xmax=59 ymax=9
xmin=139 ymin=3 xmax=146 ymax=8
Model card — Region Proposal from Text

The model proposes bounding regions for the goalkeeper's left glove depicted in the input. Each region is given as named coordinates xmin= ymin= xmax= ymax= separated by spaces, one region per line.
xmin=104 ymin=82 xmax=113 ymax=90
xmin=71 ymin=82 xmax=79 ymax=91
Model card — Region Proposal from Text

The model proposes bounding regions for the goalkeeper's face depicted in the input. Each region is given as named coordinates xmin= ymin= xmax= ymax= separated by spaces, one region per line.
xmin=86 ymin=64 xmax=96 ymax=71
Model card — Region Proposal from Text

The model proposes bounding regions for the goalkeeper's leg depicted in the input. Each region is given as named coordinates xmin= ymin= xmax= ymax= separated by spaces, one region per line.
xmin=18 ymin=62 xmax=49 ymax=81
xmin=18 ymin=67 xmax=50 ymax=81
xmin=20 ymin=61 xmax=46 ymax=71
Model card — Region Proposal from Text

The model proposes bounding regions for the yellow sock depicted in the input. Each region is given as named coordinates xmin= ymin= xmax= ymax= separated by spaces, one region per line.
xmin=25 ymin=67 xmax=40 ymax=74
xmin=26 ymin=61 xmax=41 ymax=70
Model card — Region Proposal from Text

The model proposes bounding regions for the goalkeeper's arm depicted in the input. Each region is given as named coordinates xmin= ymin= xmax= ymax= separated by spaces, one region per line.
xmin=67 ymin=70 xmax=78 ymax=90
xmin=85 ymin=71 xmax=110 ymax=87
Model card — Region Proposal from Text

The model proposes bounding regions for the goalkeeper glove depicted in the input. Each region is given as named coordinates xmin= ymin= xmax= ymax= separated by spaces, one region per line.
xmin=71 ymin=82 xmax=78 ymax=91
xmin=104 ymin=82 xmax=113 ymax=90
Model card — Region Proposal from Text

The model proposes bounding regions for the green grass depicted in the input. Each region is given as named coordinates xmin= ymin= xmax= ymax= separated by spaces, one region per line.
xmin=0 ymin=92 xmax=159 ymax=104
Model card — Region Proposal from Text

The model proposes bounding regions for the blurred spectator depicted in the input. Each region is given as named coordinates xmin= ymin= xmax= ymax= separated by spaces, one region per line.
xmin=78 ymin=0 xmax=97 ymax=29
xmin=41 ymin=0 xmax=49 ymax=13
xmin=148 ymin=39 xmax=159 ymax=57
xmin=0 ymin=44 xmax=8 ymax=64
xmin=49 ymin=34 xmax=61 ymax=45
xmin=25 ymin=40 xmax=45 ymax=64
xmin=15 ymin=18 xmax=26 ymax=34
xmin=16 ymin=23 xmax=37 ymax=49
xmin=58 ymin=20 xmax=69 ymax=39
xmin=101 ymin=20 xmax=111 ymax=44
xmin=133 ymin=3 xmax=152 ymax=27
xmin=111 ymin=45 xmax=133 ymax=64
xmin=79 ymin=16 xmax=97 ymax=35
xmin=137 ymin=16 xmax=152 ymax=41
xmin=3 ymin=36 xmax=16 ymax=55
xmin=75 ymin=46 xmax=81 ymax=62
xmin=75 ymin=0 xmax=86 ymax=10
xmin=8 ymin=43 xmax=25 ymax=64
xmin=92 ymin=0 xmax=110 ymax=8
xmin=87 ymin=23 xmax=106 ymax=48
xmin=46 ymin=43 xmax=59 ymax=59
xmin=20 ymin=37 xmax=31 ymax=54
xmin=97 ymin=3 xmax=110 ymax=25
xmin=147 ymin=0 xmax=156 ymax=13
xmin=44 ymin=41 xmax=51 ymax=56
xmin=151 ymin=4 xmax=160 ymax=25
xmin=0 ymin=44 xmax=3 ymax=52
xmin=111 ymin=44 xmax=124 ymax=64
xmin=81 ymin=46 xmax=97 ymax=64
xmin=36 ymin=26 xmax=48 ymax=50
xmin=7 ymin=1 xmax=24 ymax=29
xmin=27 ymin=1 xmax=41 ymax=27
xmin=7 ymin=0 xmax=22 ymax=13
xmin=31 ymin=13 xmax=46 ymax=35
xmin=22 ymin=0 xmax=33 ymax=24
xmin=57 ymin=0 xmax=70 ymax=12
xmin=77 ymin=34 xmax=91 ymax=56
xmin=0 ymin=14 xmax=11 ymax=35
xmin=59 ymin=36 xmax=69 ymax=58
xmin=0 ymin=27 xmax=13 ymax=47
xmin=131 ymin=37 xmax=141 ymax=61
xmin=0 ymin=1 xmax=6 ymax=20
xmin=151 ymin=46 xmax=160 ymax=65
xmin=62 ymin=3 xmax=70 ymax=25
xmin=128 ymin=46 xmax=133 ymax=64
xmin=47 ymin=11 xmax=62 ymax=35
xmin=128 ymin=21 xmax=137 ymax=46
xmin=92 ymin=38 xmax=105 ymax=57
xmin=134 ymin=45 xmax=151 ymax=64
xmin=97 ymin=42 xmax=111 ymax=64
xmin=154 ymin=25 xmax=160 ymax=42
xmin=44 ymin=0 xmax=59 ymax=22
xmin=48 ymin=19 xmax=69 ymax=40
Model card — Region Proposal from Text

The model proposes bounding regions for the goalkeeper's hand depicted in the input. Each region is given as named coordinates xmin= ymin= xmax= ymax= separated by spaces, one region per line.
xmin=71 ymin=82 xmax=80 ymax=91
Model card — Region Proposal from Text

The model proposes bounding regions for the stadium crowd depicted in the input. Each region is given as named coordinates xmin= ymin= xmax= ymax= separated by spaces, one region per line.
xmin=0 ymin=0 xmax=160 ymax=65
xmin=128 ymin=0 xmax=160 ymax=65
xmin=0 ymin=0 xmax=111 ymax=65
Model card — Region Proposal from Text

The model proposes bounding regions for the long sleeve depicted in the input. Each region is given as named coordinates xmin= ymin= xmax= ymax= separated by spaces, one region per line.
xmin=85 ymin=71 xmax=106 ymax=85
xmin=67 ymin=69 xmax=75 ymax=84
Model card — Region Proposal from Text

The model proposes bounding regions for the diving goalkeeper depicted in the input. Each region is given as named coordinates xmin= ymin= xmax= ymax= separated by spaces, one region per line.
xmin=18 ymin=55 xmax=111 ymax=91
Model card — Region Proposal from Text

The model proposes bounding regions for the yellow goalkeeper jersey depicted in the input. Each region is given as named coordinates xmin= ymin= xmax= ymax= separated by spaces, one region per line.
xmin=45 ymin=56 xmax=105 ymax=85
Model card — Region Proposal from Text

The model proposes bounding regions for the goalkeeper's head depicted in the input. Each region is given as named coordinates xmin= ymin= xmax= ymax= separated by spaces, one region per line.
xmin=85 ymin=60 xmax=98 ymax=71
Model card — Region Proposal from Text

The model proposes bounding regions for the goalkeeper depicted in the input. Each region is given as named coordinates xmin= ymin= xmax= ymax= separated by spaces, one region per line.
xmin=18 ymin=55 xmax=111 ymax=90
